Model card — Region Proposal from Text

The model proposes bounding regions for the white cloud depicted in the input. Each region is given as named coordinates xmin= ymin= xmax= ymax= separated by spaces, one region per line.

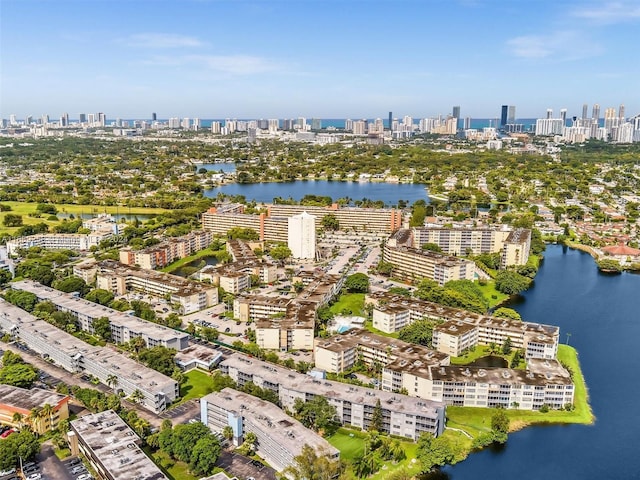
xmin=142 ymin=54 xmax=282 ymax=75
xmin=572 ymin=1 xmax=640 ymax=24
xmin=125 ymin=33 xmax=204 ymax=48
xmin=506 ymin=31 xmax=603 ymax=61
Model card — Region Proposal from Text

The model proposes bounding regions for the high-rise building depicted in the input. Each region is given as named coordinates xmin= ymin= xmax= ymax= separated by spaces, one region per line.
xmin=152 ymin=112 xmax=157 ymax=121
xmin=79 ymin=113 xmax=86 ymax=123
xmin=168 ymin=117 xmax=180 ymax=129
xmin=463 ymin=117 xmax=471 ymax=130
xmin=352 ymin=120 xmax=366 ymax=135
xmin=9 ymin=114 xmax=17 ymax=126
xmin=452 ymin=106 xmax=460 ymax=119
xmin=546 ymin=109 xmax=553 ymax=119
xmin=98 ymin=112 xmax=106 ymax=127
xmin=181 ymin=117 xmax=191 ymax=130
xmin=60 ymin=113 xmax=69 ymax=127
xmin=287 ymin=212 xmax=316 ymax=260
xmin=582 ymin=104 xmax=588 ymax=120
xmin=560 ymin=109 xmax=567 ymax=125
xmin=193 ymin=118 xmax=201 ymax=130
xmin=42 ymin=114 xmax=49 ymax=124
xmin=388 ymin=112 xmax=392 ymax=130
xmin=592 ymin=104 xmax=600 ymax=120
xmin=507 ymin=106 xmax=516 ymax=124
xmin=211 ymin=121 xmax=221 ymax=134
xmin=311 ymin=118 xmax=322 ymax=130
xmin=619 ymin=104 xmax=625 ymax=120
xmin=344 ymin=119 xmax=353 ymax=131
xmin=268 ymin=119 xmax=279 ymax=133
xmin=500 ymin=105 xmax=508 ymax=127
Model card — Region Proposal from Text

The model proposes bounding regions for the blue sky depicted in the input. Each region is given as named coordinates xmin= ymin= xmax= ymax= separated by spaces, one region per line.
xmin=2 ymin=0 xmax=639 ymax=119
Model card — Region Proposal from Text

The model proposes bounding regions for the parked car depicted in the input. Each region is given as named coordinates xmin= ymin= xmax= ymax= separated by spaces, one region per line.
xmin=25 ymin=474 xmax=41 ymax=480
xmin=76 ymin=474 xmax=93 ymax=480
xmin=0 ymin=429 xmax=15 ymax=438
xmin=0 ymin=468 xmax=16 ymax=476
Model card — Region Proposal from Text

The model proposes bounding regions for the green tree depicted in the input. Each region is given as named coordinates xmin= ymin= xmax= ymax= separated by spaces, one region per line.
xmin=409 ymin=200 xmax=427 ymax=227
xmin=189 ymin=435 xmax=221 ymax=475
xmin=293 ymin=396 xmax=339 ymax=435
xmin=417 ymin=433 xmax=455 ymax=472
xmin=3 ymin=213 xmax=23 ymax=227
xmin=501 ymin=336 xmax=512 ymax=355
xmin=321 ymin=214 xmax=340 ymax=231
xmin=491 ymin=409 xmax=509 ymax=444
xmin=398 ymin=318 xmax=440 ymax=347
xmin=138 ymin=346 xmax=177 ymax=376
xmin=494 ymin=270 xmax=532 ymax=295
xmin=85 ymin=289 xmax=115 ymax=306
xmin=0 ymin=429 xmax=40 ymax=470
xmin=345 ymin=273 xmax=369 ymax=293
xmin=0 ymin=363 xmax=39 ymax=388
xmin=3 ymin=289 xmax=39 ymax=312
xmin=52 ymin=276 xmax=90 ymax=295
xmin=421 ymin=242 xmax=443 ymax=253
xmin=270 ymin=244 xmax=292 ymax=264
xmin=211 ymin=371 xmax=237 ymax=392
xmin=284 ymin=444 xmax=344 ymax=480
xmin=93 ymin=316 xmax=112 ymax=342
xmin=369 ymin=399 xmax=383 ymax=432
xmin=2 ymin=350 xmax=24 ymax=366
xmin=227 ymin=227 xmax=259 ymax=240
xmin=493 ymin=307 xmax=521 ymax=321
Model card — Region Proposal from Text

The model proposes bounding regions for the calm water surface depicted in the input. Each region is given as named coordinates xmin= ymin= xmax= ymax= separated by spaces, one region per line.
xmin=439 ymin=245 xmax=640 ymax=479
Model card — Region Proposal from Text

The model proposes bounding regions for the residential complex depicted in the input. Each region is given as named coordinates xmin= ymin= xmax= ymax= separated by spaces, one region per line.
xmin=95 ymin=260 xmax=218 ymax=314
xmin=5 ymin=232 xmax=112 ymax=256
xmin=220 ymin=354 xmax=446 ymax=439
xmin=119 ymin=230 xmax=215 ymax=270
xmin=201 ymin=388 xmax=339 ymax=473
xmin=0 ymin=299 xmax=178 ymax=412
xmin=0 ymin=385 xmax=70 ymax=434
xmin=201 ymin=203 xmax=403 ymax=240
xmin=235 ymin=271 xmax=343 ymax=350
xmin=198 ymin=239 xmax=276 ymax=294
xmin=69 ymin=410 xmax=169 ymax=480
xmin=383 ymin=237 xmax=476 ymax=285
xmin=11 ymin=279 xmax=189 ymax=351
xmin=288 ymin=211 xmax=316 ymax=259
xmin=367 ymin=292 xmax=559 ymax=359
xmin=411 ymin=226 xmax=531 ymax=267
xmin=314 ymin=328 xmax=450 ymax=374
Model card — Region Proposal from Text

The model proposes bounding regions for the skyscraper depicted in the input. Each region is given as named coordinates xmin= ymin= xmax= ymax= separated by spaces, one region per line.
xmin=388 ymin=112 xmax=392 ymax=130
xmin=452 ymin=106 xmax=460 ymax=119
xmin=152 ymin=112 xmax=157 ymax=121
xmin=507 ymin=106 xmax=516 ymax=124
xmin=619 ymin=104 xmax=625 ymax=120
xmin=592 ymin=104 xmax=600 ymax=120
xmin=500 ymin=105 xmax=508 ymax=127
xmin=546 ymin=109 xmax=553 ymax=119
xmin=560 ymin=109 xmax=567 ymax=125
xmin=582 ymin=104 xmax=588 ymax=120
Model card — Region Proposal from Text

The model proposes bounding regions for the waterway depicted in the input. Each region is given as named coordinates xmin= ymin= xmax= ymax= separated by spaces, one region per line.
xmin=435 ymin=244 xmax=640 ymax=479
xmin=204 ymin=180 xmax=430 ymax=206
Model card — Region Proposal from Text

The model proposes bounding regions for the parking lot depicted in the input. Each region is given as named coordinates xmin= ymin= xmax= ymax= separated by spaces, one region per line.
xmin=216 ymin=451 xmax=276 ymax=480
xmin=160 ymin=399 xmax=201 ymax=424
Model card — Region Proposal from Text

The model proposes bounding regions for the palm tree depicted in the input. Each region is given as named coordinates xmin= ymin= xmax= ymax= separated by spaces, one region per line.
xmin=28 ymin=407 xmax=43 ymax=435
xmin=41 ymin=403 xmax=55 ymax=431
xmin=130 ymin=389 xmax=145 ymax=404
xmin=106 ymin=374 xmax=119 ymax=392
xmin=11 ymin=412 xmax=24 ymax=429
xmin=222 ymin=425 xmax=234 ymax=441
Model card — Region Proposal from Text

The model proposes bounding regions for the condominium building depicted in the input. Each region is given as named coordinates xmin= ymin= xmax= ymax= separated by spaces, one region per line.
xmin=69 ymin=410 xmax=169 ymax=480
xmin=11 ymin=280 xmax=189 ymax=351
xmin=501 ymin=228 xmax=531 ymax=268
xmin=0 ymin=300 xmax=178 ymax=413
xmin=382 ymin=243 xmax=475 ymax=285
xmin=119 ymin=230 xmax=215 ymax=270
xmin=288 ymin=211 xmax=316 ymax=259
xmin=95 ymin=260 xmax=218 ymax=314
xmin=6 ymin=232 xmax=112 ymax=255
xmin=220 ymin=354 xmax=446 ymax=439
xmin=314 ymin=329 xmax=450 ymax=374
xmin=201 ymin=388 xmax=339 ymax=472
xmin=0 ymin=385 xmax=70 ymax=435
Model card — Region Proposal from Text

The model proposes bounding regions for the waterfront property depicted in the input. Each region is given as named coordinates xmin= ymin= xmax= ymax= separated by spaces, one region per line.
xmin=383 ymin=233 xmax=476 ymax=286
xmin=5 ymin=232 xmax=113 ymax=256
xmin=69 ymin=410 xmax=168 ymax=480
xmin=0 ymin=384 xmax=70 ymax=434
xmin=0 ymin=299 xmax=178 ymax=413
xmin=95 ymin=259 xmax=219 ymax=314
xmin=220 ymin=353 xmax=446 ymax=439
xmin=11 ymin=279 xmax=189 ymax=351
xmin=201 ymin=388 xmax=339 ymax=473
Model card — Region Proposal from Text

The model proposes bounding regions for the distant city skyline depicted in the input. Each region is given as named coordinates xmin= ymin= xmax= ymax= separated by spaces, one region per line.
xmin=2 ymin=0 xmax=639 ymax=118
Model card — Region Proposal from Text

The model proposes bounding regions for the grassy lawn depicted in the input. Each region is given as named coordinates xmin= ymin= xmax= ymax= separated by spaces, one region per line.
xmin=327 ymin=428 xmax=366 ymax=461
xmin=0 ymin=201 xmax=167 ymax=235
xmin=143 ymin=447 xmax=199 ymax=480
xmin=475 ymin=281 xmax=510 ymax=308
xmin=450 ymin=345 xmax=491 ymax=365
xmin=363 ymin=320 xmax=400 ymax=339
xmin=175 ymin=369 xmax=214 ymax=405
xmin=53 ymin=447 xmax=71 ymax=460
xmin=329 ymin=293 xmax=365 ymax=316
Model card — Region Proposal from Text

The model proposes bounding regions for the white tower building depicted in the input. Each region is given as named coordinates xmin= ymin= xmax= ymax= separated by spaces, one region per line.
xmin=288 ymin=212 xmax=316 ymax=260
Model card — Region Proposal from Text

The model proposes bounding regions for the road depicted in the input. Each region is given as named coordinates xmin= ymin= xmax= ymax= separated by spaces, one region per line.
xmin=35 ymin=443 xmax=75 ymax=480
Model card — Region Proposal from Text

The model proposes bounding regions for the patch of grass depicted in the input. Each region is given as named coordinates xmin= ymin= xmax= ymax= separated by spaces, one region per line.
xmin=363 ymin=320 xmax=400 ymax=339
xmin=329 ymin=293 xmax=365 ymax=316
xmin=450 ymin=345 xmax=491 ymax=365
xmin=161 ymin=247 xmax=226 ymax=274
xmin=174 ymin=369 xmax=214 ymax=405
xmin=475 ymin=281 xmax=510 ymax=307
xmin=327 ymin=428 xmax=366 ymax=461
xmin=143 ymin=446 xmax=199 ymax=480
xmin=53 ymin=447 xmax=71 ymax=460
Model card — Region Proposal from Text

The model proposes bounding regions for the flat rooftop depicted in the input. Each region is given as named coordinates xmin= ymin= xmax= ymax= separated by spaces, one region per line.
xmin=431 ymin=363 xmax=572 ymax=386
xmin=204 ymin=388 xmax=338 ymax=459
xmin=222 ymin=354 xmax=445 ymax=418
xmin=174 ymin=343 xmax=223 ymax=366
xmin=0 ymin=384 xmax=69 ymax=413
xmin=11 ymin=279 xmax=188 ymax=344
xmin=71 ymin=410 xmax=168 ymax=480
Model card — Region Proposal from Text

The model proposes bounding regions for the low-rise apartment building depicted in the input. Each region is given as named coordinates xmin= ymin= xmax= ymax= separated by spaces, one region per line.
xmin=6 ymin=232 xmax=112 ymax=256
xmin=201 ymin=388 xmax=339 ymax=473
xmin=96 ymin=260 xmax=218 ymax=314
xmin=220 ymin=354 xmax=446 ymax=439
xmin=314 ymin=329 xmax=450 ymax=374
xmin=382 ymin=242 xmax=475 ymax=286
xmin=0 ymin=299 xmax=178 ymax=413
xmin=69 ymin=410 xmax=169 ymax=480
xmin=11 ymin=279 xmax=189 ymax=351
xmin=0 ymin=385 xmax=70 ymax=434
xmin=119 ymin=230 xmax=215 ymax=270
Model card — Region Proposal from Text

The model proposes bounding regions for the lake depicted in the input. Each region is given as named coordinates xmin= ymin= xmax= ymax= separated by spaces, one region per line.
xmin=436 ymin=245 xmax=640 ymax=479
xmin=204 ymin=180 xmax=431 ymax=206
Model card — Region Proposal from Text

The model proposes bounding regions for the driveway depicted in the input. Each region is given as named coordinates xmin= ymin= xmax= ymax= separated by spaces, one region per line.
xmin=216 ymin=451 xmax=276 ymax=480
xmin=161 ymin=399 xmax=201 ymax=424
xmin=36 ymin=443 xmax=75 ymax=480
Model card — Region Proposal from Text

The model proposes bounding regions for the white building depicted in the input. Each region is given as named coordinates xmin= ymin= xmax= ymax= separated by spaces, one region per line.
xmin=287 ymin=211 xmax=316 ymax=260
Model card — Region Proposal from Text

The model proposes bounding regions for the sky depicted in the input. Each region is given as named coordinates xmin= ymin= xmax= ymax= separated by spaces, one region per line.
xmin=1 ymin=0 xmax=639 ymax=120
